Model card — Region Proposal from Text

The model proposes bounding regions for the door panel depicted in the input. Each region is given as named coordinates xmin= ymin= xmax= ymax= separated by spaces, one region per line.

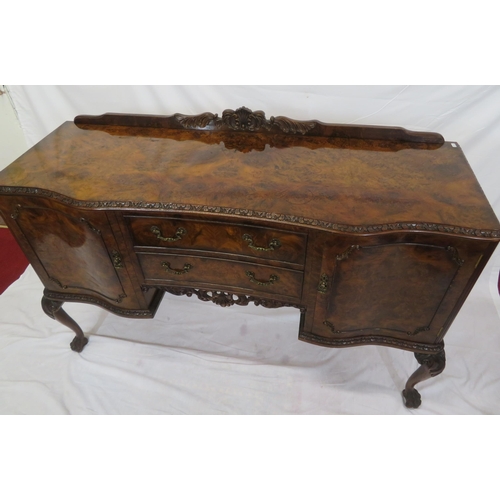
xmin=12 ymin=201 xmax=126 ymax=304
xmin=312 ymin=234 xmax=486 ymax=345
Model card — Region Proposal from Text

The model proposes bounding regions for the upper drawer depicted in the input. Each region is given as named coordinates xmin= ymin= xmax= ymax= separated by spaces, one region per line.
xmin=125 ymin=216 xmax=307 ymax=265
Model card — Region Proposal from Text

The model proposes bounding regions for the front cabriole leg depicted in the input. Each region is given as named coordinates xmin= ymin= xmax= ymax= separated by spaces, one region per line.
xmin=402 ymin=349 xmax=446 ymax=408
xmin=41 ymin=296 xmax=89 ymax=352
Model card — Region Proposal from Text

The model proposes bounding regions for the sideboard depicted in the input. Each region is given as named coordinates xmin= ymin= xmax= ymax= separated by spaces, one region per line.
xmin=0 ymin=107 xmax=498 ymax=409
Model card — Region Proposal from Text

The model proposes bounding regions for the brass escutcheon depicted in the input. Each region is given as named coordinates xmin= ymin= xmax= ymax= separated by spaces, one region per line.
xmin=318 ymin=273 xmax=328 ymax=294
xmin=112 ymin=251 xmax=124 ymax=269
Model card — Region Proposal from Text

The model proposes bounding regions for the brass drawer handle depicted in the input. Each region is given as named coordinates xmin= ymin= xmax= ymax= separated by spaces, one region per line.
xmin=242 ymin=234 xmax=281 ymax=252
xmin=151 ymin=225 xmax=186 ymax=242
xmin=245 ymin=271 xmax=279 ymax=286
xmin=162 ymin=261 xmax=192 ymax=275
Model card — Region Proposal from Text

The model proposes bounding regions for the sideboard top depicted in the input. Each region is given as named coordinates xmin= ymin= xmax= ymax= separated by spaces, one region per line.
xmin=0 ymin=108 xmax=499 ymax=238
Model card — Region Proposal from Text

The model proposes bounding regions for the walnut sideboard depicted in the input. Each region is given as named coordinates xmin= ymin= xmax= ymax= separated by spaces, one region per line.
xmin=1 ymin=107 xmax=499 ymax=409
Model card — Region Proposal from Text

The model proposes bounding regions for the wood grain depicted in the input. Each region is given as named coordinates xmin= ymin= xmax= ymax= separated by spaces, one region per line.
xmin=0 ymin=111 xmax=497 ymax=237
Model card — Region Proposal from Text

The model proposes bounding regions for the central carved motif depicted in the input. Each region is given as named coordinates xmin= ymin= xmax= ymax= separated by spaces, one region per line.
xmin=175 ymin=106 xmax=316 ymax=135
xmin=222 ymin=107 xmax=267 ymax=131
xmin=142 ymin=285 xmax=306 ymax=312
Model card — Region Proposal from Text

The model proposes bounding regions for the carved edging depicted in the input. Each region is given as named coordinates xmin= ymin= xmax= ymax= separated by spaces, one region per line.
xmin=143 ymin=285 xmax=307 ymax=313
xmin=2 ymin=186 xmax=499 ymax=239
xmin=43 ymin=290 xmax=154 ymax=317
xmin=323 ymin=321 xmax=430 ymax=337
xmin=174 ymin=106 xmax=316 ymax=135
xmin=299 ymin=331 xmax=444 ymax=353
xmin=49 ymin=276 xmax=128 ymax=304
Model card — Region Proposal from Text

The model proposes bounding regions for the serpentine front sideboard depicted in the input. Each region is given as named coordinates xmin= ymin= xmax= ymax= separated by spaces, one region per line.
xmin=0 ymin=107 xmax=499 ymax=409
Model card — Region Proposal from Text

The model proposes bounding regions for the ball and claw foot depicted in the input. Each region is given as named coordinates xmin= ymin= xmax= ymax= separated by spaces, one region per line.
xmin=402 ymin=388 xmax=422 ymax=409
xmin=402 ymin=349 xmax=446 ymax=409
xmin=70 ymin=335 xmax=89 ymax=353
xmin=42 ymin=296 xmax=89 ymax=353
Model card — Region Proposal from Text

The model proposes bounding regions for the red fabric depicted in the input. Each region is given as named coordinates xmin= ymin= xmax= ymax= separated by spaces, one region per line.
xmin=0 ymin=228 xmax=29 ymax=294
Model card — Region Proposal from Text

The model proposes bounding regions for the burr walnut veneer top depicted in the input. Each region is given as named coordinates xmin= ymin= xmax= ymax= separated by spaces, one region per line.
xmin=0 ymin=120 xmax=498 ymax=235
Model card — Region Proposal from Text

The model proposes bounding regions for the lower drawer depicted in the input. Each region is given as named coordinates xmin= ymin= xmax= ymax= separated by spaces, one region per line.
xmin=137 ymin=252 xmax=304 ymax=300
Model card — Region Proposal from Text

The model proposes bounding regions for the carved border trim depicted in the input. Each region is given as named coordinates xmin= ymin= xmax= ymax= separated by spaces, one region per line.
xmin=2 ymin=186 xmax=499 ymax=239
xmin=43 ymin=290 xmax=152 ymax=317
xmin=323 ymin=320 xmax=430 ymax=337
xmin=299 ymin=331 xmax=444 ymax=353
xmin=143 ymin=285 xmax=307 ymax=313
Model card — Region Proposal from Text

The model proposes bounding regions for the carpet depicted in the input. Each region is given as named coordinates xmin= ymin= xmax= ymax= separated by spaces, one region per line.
xmin=0 ymin=227 xmax=30 ymax=294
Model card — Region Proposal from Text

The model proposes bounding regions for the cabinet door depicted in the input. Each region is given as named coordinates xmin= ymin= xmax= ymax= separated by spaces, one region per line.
xmin=312 ymin=234 xmax=487 ymax=348
xmin=8 ymin=197 xmax=128 ymax=305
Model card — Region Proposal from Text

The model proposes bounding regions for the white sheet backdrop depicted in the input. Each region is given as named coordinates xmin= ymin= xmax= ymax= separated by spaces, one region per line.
xmin=1 ymin=85 xmax=500 ymax=414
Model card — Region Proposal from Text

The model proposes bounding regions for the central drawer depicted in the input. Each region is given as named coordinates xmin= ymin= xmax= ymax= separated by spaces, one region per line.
xmin=137 ymin=252 xmax=304 ymax=300
xmin=126 ymin=216 xmax=307 ymax=266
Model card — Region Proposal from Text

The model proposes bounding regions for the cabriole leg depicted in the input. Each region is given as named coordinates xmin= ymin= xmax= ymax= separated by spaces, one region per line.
xmin=402 ymin=350 xmax=446 ymax=409
xmin=41 ymin=296 xmax=89 ymax=352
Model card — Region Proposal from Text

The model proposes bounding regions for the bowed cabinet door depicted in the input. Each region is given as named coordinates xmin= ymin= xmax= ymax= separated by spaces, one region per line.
xmin=310 ymin=232 xmax=490 ymax=350
xmin=4 ymin=196 xmax=139 ymax=309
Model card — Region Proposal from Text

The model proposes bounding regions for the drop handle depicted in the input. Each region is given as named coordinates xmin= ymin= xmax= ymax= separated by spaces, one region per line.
xmin=161 ymin=262 xmax=192 ymax=275
xmin=242 ymin=234 xmax=281 ymax=252
xmin=151 ymin=225 xmax=186 ymax=242
xmin=245 ymin=271 xmax=279 ymax=286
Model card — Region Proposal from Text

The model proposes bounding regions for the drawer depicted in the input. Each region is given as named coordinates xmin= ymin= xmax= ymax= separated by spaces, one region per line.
xmin=126 ymin=216 xmax=306 ymax=265
xmin=137 ymin=252 xmax=304 ymax=300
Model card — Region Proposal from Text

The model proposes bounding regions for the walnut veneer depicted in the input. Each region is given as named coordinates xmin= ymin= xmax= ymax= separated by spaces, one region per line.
xmin=0 ymin=107 xmax=498 ymax=409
